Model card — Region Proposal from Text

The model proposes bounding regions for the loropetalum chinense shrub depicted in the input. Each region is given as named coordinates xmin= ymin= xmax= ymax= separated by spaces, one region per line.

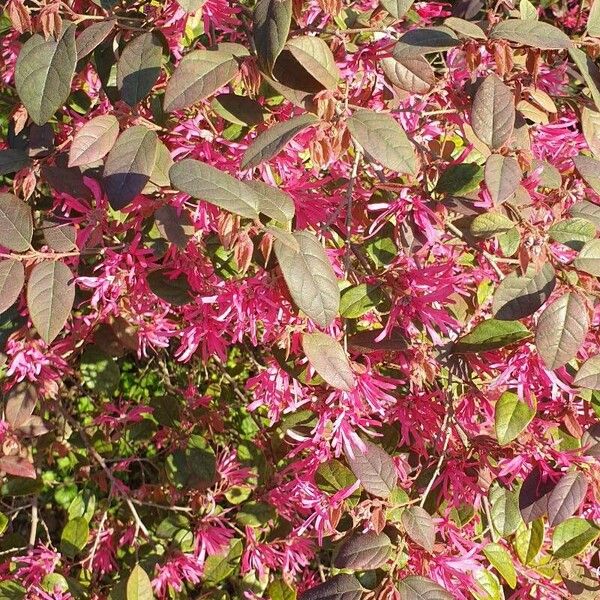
xmin=2 ymin=0 xmax=600 ymax=598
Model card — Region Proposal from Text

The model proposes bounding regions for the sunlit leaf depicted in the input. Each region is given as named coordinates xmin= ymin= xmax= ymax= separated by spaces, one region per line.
xmin=246 ymin=180 xmax=295 ymax=223
xmin=483 ymin=543 xmax=517 ymax=589
xmin=443 ymin=17 xmax=486 ymax=39
xmin=471 ymin=74 xmax=515 ymax=149
xmin=75 ymin=19 xmax=116 ymax=59
xmin=0 ymin=193 xmax=33 ymax=252
xmin=484 ymin=154 xmax=521 ymax=204
xmin=0 ymin=259 xmax=24 ymax=315
xmin=302 ymin=331 xmax=355 ymax=391
xmin=570 ymin=200 xmax=600 ymax=228
xmin=393 ymin=28 xmax=459 ymax=59
xmin=490 ymin=19 xmax=572 ymax=49
xmin=514 ymin=519 xmax=544 ymax=565
xmin=569 ymin=48 xmax=600 ymax=112
xmin=60 ymin=517 xmax=89 ymax=557
xmin=334 ymin=530 xmax=392 ymax=570
xmin=253 ymin=0 xmax=292 ymax=74
xmin=339 ymin=284 xmax=385 ymax=319
xmin=494 ymin=390 xmax=535 ymax=446
xmin=379 ymin=0 xmax=414 ymax=19
xmin=401 ymin=505 xmax=435 ymax=552
xmin=549 ymin=219 xmax=595 ymax=251
xmin=552 ymin=518 xmax=599 ymax=559
xmin=345 ymin=440 xmax=397 ymax=499
xmin=436 ymin=163 xmax=484 ymax=196
xmin=5 ymin=382 xmax=36 ymax=428
xmin=547 ymin=472 xmax=588 ymax=527
xmin=126 ymin=565 xmax=153 ymax=600
xmin=380 ymin=55 xmax=435 ymax=94
xmin=470 ymin=211 xmax=515 ymax=239
xmin=573 ymin=239 xmax=600 ymax=276
xmin=68 ymin=115 xmax=119 ymax=167
xmin=454 ymin=319 xmax=532 ymax=353
xmin=285 ymin=36 xmax=339 ymax=90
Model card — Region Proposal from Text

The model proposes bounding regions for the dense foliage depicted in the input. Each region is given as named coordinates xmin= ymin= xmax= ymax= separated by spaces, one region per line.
xmin=0 ymin=0 xmax=600 ymax=598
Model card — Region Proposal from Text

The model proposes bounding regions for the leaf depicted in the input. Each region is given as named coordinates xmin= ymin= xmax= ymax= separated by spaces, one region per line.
xmin=514 ymin=519 xmax=544 ymax=565
xmin=68 ymin=115 xmax=119 ymax=167
xmin=5 ymin=382 xmax=36 ymax=428
xmin=401 ymin=505 xmax=436 ymax=552
xmin=26 ymin=260 xmax=75 ymax=344
xmin=519 ymin=465 xmax=555 ymax=523
xmin=43 ymin=222 xmax=77 ymax=252
xmin=582 ymin=423 xmax=600 ymax=457
xmin=15 ymin=21 xmax=77 ymax=125
xmin=454 ymin=319 xmax=532 ymax=353
xmin=163 ymin=48 xmax=244 ymax=113
xmin=443 ymin=17 xmax=486 ymax=39
xmin=380 ymin=55 xmax=435 ymax=94
xmin=302 ymin=332 xmax=355 ymax=391
xmin=345 ymin=440 xmax=397 ymax=499
xmin=75 ymin=19 xmax=115 ymax=59
xmin=147 ymin=270 xmax=193 ymax=306
xmin=498 ymin=226 xmax=521 ymax=257
xmin=126 ymin=565 xmax=154 ymax=600
xmin=268 ymin=580 xmax=297 ymax=600
xmin=569 ymin=48 xmax=600 ymax=112
xmin=484 ymin=154 xmax=521 ymax=204
xmin=117 ymin=32 xmax=162 ymax=106
xmin=489 ymin=19 xmax=573 ymax=49
xmin=80 ymin=345 xmax=120 ymax=394
xmin=143 ymin=140 xmax=174 ymax=194
xmin=236 ymin=501 xmax=276 ymax=527
xmin=492 ymin=264 xmax=556 ymax=321
xmin=436 ymin=163 xmax=484 ymax=196
xmin=299 ymin=574 xmax=363 ymax=600
xmin=535 ymin=292 xmax=589 ymax=370
xmin=0 ymin=149 xmax=31 ymax=176
xmin=573 ymin=239 xmax=600 ymax=276
xmin=489 ymin=484 xmax=521 ymax=538
xmin=60 ymin=517 xmax=89 ymax=557
xmin=379 ymin=0 xmax=414 ymax=19
xmin=547 ymin=472 xmax=588 ymax=527
xmin=393 ymin=28 xmax=459 ymax=59
xmin=574 ymin=356 xmax=600 ymax=390
xmin=340 ymin=284 xmax=384 ymax=319
xmin=169 ymin=159 xmax=259 ymax=219
xmin=273 ymin=230 xmax=339 ymax=327
xmin=246 ymin=180 xmax=295 ymax=223
xmin=154 ymin=206 xmax=194 ymax=249
xmin=315 ymin=459 xmax=359 ymax=496
xmin=0 ymin=260 xmax=24 ymax=314
xmin=241 ymin=114 xmax=318 ymax=169
xmin=582 ymin=107 xmax=600 ymax=157
xmin=494 ymin=391 xmax=535 ymax=446
xmin=0 ymin=456 xmax=36 ymax=479
xmin=103 ymin=126 xmax=158 ymax=210
xmin=334 ymin=530 xmax=392 ymax=570
xmin=469 ymin=211 xmax=515 ymax=239
xmin=483 ymin=543 xmax=517 ymax=589
xmin=211 ymin=94 xmax=264 ymax=127
xmin=570 ymin=200 xmax=600 ymax=228
xmin=175 ymin=0 xmax=206 ymax=12
xmin=396 ymin=576 xmax=453 ymax=600
xmin=347 ymin=109 xmax=416 ymax=174
xmin=549 ymin=219 xmax=596 ymax=251
xmin=253 ymin=0 xmax=292 ymax=74
xmin=519 ymin=0 xmax=538 ymax=19
xmin=589 ymin=0 xmax=600 ymax=36
xmin=471 ymin=75 xmax=515 ymax=149
xmin=0 ymin=193 xmax=33 ymax=252
xmin=552 ymin=518 xmax=600 ymax=559
xmin=203 ymin=538 xmax=242 ymax=584
xmin=285 ymin=36 xmax=339 ymax=90
xmin=573 ymin=154 xmax=600 ymax=193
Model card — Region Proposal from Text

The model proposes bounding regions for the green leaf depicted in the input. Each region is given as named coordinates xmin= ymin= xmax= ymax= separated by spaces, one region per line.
xmin=490 ymin=19 xmax=572 ymax=49
xmin=300 ymin=574 xmax=363 ymax=600
xmin=103 ymin=126 xmax=158 ymax=210
xmin=14 ymin=21 xmax=77 ymax=125
xmin=470 ymin=211 xmax=515 ymax=239
xmin=489 ymin=483 xmax=521 ymax=538
xmin=494 ymin=391 xmax=535 ymax=446
xmin=236 ymin=501 xmax=276 ymax=527
xmin=334 ymin=530 xmax=392 ymax=570
xmin=241 ymin=114 xmax=318 ymax=170
xmin=0 ymin=259 xmax=24 ymax=315
xmin=582 ymin=108 xmax=600 ymax=157
xmin=117 ymin=32 xmax=162 ymax=106
xmin=379 ymin=0 xmax=414 ymax=19
xmin=267 ymin=580 xmax=297 ymax=600
xmin=211 ymin=94 xmax=264 ymax=127
xmin=27 ymin=260 xmax=75 ymax=344
xmin=147 ymin=270 xmax=192 ymax=306
xmin=347 ymin=109 xmax=416 ymax=174
xmin=246 ymin=180 xmax=295 ymax=223
xmin=483 ymin=543 xmax=517 ymax=589
xmin=396 ymin=576 xmax=453 ymax=600
xmin=401 ymin=505 xmax=436 ymax=552
xmin=471 ymin=75 xmax=515 ymax=149
xmin=569 ymin=48 xmax=600 ymax=112
xmin=273 ymin=230 xmax=340 ymax=327
xmin=380 ymin=55 xmax=435 ymax=94
xmin=519 ymin=0 xmax=537 ymax=19
xmin=253 ymin=0 xmax=292 ymax=74
xmin=0 ymin=149 xmax=31 ymax=176
xmin=393 ymin=27 xmax=459 ymax=59
xmin=574 ymin=355 xmax=600 ymax=389
xmin=126 ymin=565 xmax=154 ymax=600
xmin=574 ymin=238 xmax=600 ymax=276
xmin=340 ymin=284 xmax=384 ymax=318
xmin=60 ymin=517 xmax=89 ymax=557
xmin=143 ymin=141 xmax=174 ymax=194
xmin=285 ymin=36 xmax=339 ymax=90
xmin=0 ymin=193 xmax=33 ymax=252
xmin=547 ymin=472 xmax=588 ymax=527
xmin=498 ymin=227 xmax=521 ymax=257
xmin=169 ymin=158 xmax=259 ymax=219
xmin=68 ymin=114 xmax=119 ymax=168
xmin=75 ymin=19 xmax=116 ymax=59
xmin=302 ymin=331 xmax=355 ymax=391
xmin=345 ymin=440 xmax=397 ymax=499
xmin=549 ymin=218 xmax=596 ymax=251
xmin=588 ymin=0 xmax=600 ymax=37
xmin=484 ymin=154 xmax=521 ymax=204
xmin=203 ymin=539 xmax=243 ymax=584
xmin=315 ymin=459 xmax=359 ymax=498
xmin=514 ymin=519 xmax=544 ymax=565
xmin=0 ymin=581 xmax=26 ymax=600
xmin=552 ymin=518 xmax=600 ymax=559
xmin=454 ymin=319 xmax=532 ymax=353
xmin=80 ymin=345 xmax=120 ymax=394
xmin=443 ymin=17 xmax=487 ymax=40
xmin=175 ymin=0 xmax=205 ymax=12
xmin=163 ymin=47 xmax=244 ymax=112
xmin=473 ymin=570 xmax=503 ymax=600
xmin=573 ymin=154 xmax=600 ymax=193
xmin=535 ymin=292 xmax=589 ymax=370
xmin=436 ymin=163 xmax=484 ymax=196
xmin=570 ymin=200 xmax=600 ymax=228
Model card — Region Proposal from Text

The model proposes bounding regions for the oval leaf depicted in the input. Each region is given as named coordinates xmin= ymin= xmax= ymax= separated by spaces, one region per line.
xmin=547 ymin=472 xmax=588 ymax=527
xmin=347 ymin=109 xmax=416 ymax=174
xmin=285 ymin=36 xmax=339 ymax=90
xmin=302 ymin=332 xmax=355 ymax=391
xmin=573 ymin=154 xmax=600 ymax=193
xmin=211 ymin=94 xmax=264 ymax=127
xmin=485 ymin=154 xmax=521 ymax=204
xmin=253 ymin=0 xmax=292 ymax=75
xmin=454 ymin=319 xmax=532 ymax=353
xmin=345 ymin=440 xmax=397 ymax=499
xmin=494 ymin=390 xmax=535 ymax=446
xmin=396 ymin=576 xmax=453 ymax=600
xmin=570 ymin=199 xmax=600 ymax=228
xmin=514 ymin=519 xmax=544 ymax=565
xmin=43 ymin=222 xmax=77 ymax=252
xmin=574 ymin=238 xmax=600 ymax=276
xmin=535 ymin=292 xmax=589 ymax=370
xmin=0 ymin=149 xmax=32 ymax=175
xmin=127 ymin=564 xmax=154 ymax=600
xmin=147 ymin=270 xmax=192 ymax=306
xmin=489 ymin=484 xmax=521 ymax=538
xmin=300 ymin=574 xmax=362 ymax=600
xmin=552 ymin=518 xmax=600 ymax=559
xmin=393 ymin=28 xmax=459 ymax=59
xmin=0 ymin=259 xmax=25 ymax=315
xmin=470 ymin=211 xmax=515 ymax=239
xmin=334 ymin=530 xmax=391 ymax=570
xmin=381 ymin=55 xmax=435 ymax=94
xmin=75 ymin=19 xmax=116 ymax=59
xmin=5 ymin=382 xmax=37 ymax=428
xmin=273 ymin=230 xmax=339 ymax=327
xmin=483 ymin=543 xmax=517 ymax=589
xmin=519 ymin=465 xmax=555 ymax=523
xmin=68 ymin=115 xmax=119 ymax=168
xmin=0 ymin=192 xmax=33 ymax=252
xmin=548 ymin=218 xmax=596 ymax=251
xmin=490 ymin=19 xmax=573 ymax=49
xmin=471 ymin=74 xmax=515 ymax=149
xmin=15 ymin=21 xmax=77 ymax=125
xmin=26 ymin=260 xmax=75 ymax=344
xmin=379 ymin=0 xmax=414 ymax=19
xmin=246 ymin=180 xmax=295 ymax=223
xmin=401 ymin=505 xmax=436 ymax=552
xmin=60 ymin=517 xmax=89 ymax=557
xmin=574 ymin=355 xmax=600 ymax=390
xmin=582 ymin=423 xmax=600 ymax=457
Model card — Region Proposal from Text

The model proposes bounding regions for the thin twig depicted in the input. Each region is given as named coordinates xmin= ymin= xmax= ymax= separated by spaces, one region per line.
xmin=28 ymin=497 xmax=38 ymax=547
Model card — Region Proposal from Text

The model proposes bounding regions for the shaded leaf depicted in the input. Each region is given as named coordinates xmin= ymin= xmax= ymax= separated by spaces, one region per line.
xmin=552 ymin=518 xmax=599 ymax=559
xmin=345 ymin=440 xmax=397 ymax=499
xmin=26 ymin=260 xmax=75 ymax=344
xmin=401 ymin=505 xmax=435 ymax=552
xmin=489 ymin=484 xmax=521 ymax=538
xmin=147 ymin=270 xmax=193 ymax=306
xmin=519 ymin=465 xmax=555 ymax=523
xmin=43 ymin=222 xmax=77 ymax=252
xmin=169 ymin=158 xmax=259 ymax=219
xmin=489 ymin=19 xmax=572 ymax=49
xmin=396 ymin=576 xmax=453 ymax=600
xmin=246 ymin=180 xmax=295 ymax=223
xmin=273 ymin=230 xmax=339 ymax=327
xmin=514 ymin=519 xmax=544 ymax=565
xmin=492 ymin=264 xmax=556 ymax=321
xmin=0 ymin=193 xmax=33 ymax=252
xmin=80 ymin=345 xmax=120 ymax=394
xmin=211 ymin=94 xmax=264 ymax=127
xmin=143 ymin=140 xmax=174 ymax=194
xmin=253 ymin=0 xmax=292 ymax=75
xmin=0 ymin=455 xmax=36 ymax=479
xmin=315 ymin=459 xmax=359 ymax=496
xmin=549 ymin=219 xmax=595 ymax=251
xmin=454 ymin=319 xmax=532 ymax=353
xmin=103 ymin=126 xmax=158 ymax=210
xmin=126 ymin=565 xmax=153 ymax=600
xmin=285 ymin=36 xmax=339 ymax=90
xmin=302 ymin=331 xmax=355 ymax=391
xmin=547 ymin=472 xmax=588 ymax=527
xmin=203 ymin=538 xmax=242 ymax=584
xmin=0 ymin=260 xmax=24 ymax=314
xmin=471 ymin=75 xmax=515 ymax=149
xmin=436 ymin=163 xmax=484 ymax=196
xmin=68 ymin=114 xmax=119 ymax=167
xmin=379 ymin=0 xmax=414 ymax=19
xmin=15 ymin=21 xmax=77 ymax=124
xmin=0 ymin=149 xmax=31 ymax=176
xmin=347 ymin=109 xmax=416 ymax=174
xmin=75 ymin=19 xmax=116 ymax=59
xmin=494 ymin=390 xmax=535 ymax=446
xmin=535 ymin=292 xmax=589 ymax=370
xmin=393 ymin=28 xmax=459 ymax=59
xmin=268 ymin=580 xmax=297 ymax=600
xmin=155 ymin=205 xmax=194 ymax=249
xmin=484 ymin=154 xmax=521 ymax=204
xmin=5 ymin=382 xmax=36 ymax=428
xmin=299 ymin=574 xmax=363 ymax=600
xmin=581 ymin=423 xmax=600 ymax=457
xmin=380 ymin=55 xmax=435 ymax=94
xmin=241 ymin=114 xmax=318 ymax=169
xmin=340 ymin=284 xmax=384 ymax=319
xmin=334 ymin=530 xmax=392 ymax=570
xmin=574 ymin=238 xmax=600 ymax=276
xmin=483 ymin=543 xmax=517 ymax=588
xmin=60 ymin=517 xmax=89 ymax=557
